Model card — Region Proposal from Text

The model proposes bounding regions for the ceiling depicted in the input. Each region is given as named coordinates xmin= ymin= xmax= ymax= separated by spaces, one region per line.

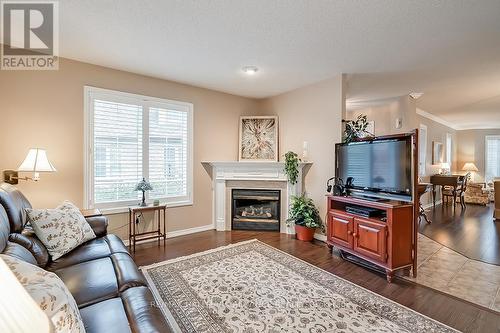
xmin=60 ymin=1 xmax=500 ymax=128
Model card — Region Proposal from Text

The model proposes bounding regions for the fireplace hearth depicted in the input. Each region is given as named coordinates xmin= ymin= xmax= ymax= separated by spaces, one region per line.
xmin=232 ymin=189 xmax=280 ymax=231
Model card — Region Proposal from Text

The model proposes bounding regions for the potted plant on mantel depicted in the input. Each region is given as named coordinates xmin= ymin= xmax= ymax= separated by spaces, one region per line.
xmin=287 ymin=193 xmax=324 ymax=241
xmin=284 ymin=151 xmax=300 ymax=184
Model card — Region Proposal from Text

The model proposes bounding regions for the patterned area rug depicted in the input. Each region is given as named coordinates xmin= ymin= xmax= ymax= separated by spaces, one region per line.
xmin=141 ymin=240 xmax=458 ymax=333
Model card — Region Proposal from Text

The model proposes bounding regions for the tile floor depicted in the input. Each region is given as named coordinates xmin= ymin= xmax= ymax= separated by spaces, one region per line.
xmin=405 ymin=234 xmax=500 ymax=312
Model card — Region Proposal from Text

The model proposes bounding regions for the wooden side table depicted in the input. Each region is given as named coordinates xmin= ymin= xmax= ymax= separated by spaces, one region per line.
xmin=128 ymin=205 xmax=166 ymax=253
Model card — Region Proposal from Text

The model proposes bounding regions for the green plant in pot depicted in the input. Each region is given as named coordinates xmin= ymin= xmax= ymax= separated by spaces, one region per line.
xmin=343 ymin=114 xmax=373 ymax=143
xmin=287 ymin=193 xmax=324 ymax=241
xmin=284 ymin=151 xmax=300 ymax=185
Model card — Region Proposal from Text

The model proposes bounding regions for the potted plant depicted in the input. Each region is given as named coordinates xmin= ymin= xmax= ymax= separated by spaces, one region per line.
xmin=342 ymin=114 xmax=373 ymax=143
xmin=284 ymin=151 xmax=300 ymax=184
xmin=287 ymin=193 xmax=324 ymax=241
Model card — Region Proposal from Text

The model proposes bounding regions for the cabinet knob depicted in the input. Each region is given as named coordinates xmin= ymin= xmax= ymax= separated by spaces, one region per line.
xmin=352 ymin=233 xmax=357 ymax=238
xmin=347 ymin=231 xmax=353 ymax=235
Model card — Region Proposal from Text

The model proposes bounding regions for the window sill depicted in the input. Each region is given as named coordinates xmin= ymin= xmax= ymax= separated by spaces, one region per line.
xmin=97 ymin=199 xmax=193 ymax=215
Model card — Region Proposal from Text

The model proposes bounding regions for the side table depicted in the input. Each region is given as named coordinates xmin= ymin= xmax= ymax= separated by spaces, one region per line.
xmin=128 ymin=205 xmax=166 ymax=253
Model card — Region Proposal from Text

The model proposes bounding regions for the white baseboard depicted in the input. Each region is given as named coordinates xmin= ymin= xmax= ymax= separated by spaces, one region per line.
xmin=123 ymin=223 xmax=214 ymax=246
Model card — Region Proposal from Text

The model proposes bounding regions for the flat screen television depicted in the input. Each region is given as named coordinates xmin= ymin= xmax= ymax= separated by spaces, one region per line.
xmin=335 ymin=135 xmax=413 ymax=202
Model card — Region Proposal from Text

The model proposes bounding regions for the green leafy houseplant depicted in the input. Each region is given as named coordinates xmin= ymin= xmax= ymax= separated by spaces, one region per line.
xmin=287 ymin=194 xmax=324 ymax=231
xmin=284 ymin=151 xmax=300 ymax=185
xmin=343 ymin=114 xmax=373 ymax=143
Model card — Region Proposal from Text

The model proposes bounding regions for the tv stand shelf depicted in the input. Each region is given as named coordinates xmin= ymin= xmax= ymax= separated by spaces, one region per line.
xmin=326 ymin=195 xmax=415 ymax=282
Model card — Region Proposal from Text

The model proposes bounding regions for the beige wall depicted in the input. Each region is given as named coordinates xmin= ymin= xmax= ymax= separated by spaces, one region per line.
xmin=0 ymin=58 xmax=260 ymax=239
xmin=259 ymin=76 xmax=345 ymax=227
xmin=347 ymin=95 xmax=417 ymax=136
xmin=457 ymin=129 xmax=500 ymax=182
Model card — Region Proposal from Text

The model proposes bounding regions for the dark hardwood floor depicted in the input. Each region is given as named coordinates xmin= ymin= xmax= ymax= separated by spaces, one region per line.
xmin=419 ymin=203 xmax=500 ymax=265
xmin=132 ymin=230 xmax=500 ymax=333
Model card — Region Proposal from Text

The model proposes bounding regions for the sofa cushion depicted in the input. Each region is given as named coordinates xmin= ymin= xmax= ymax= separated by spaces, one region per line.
xmin=46 ymin=234 xmax=130 ymax=271
xmin=1 ymin=254 xmax=85 ymax=333
xmin=26 ymin=201 xmax=96 ymax=260
xmin=54 ymin=257 xmax=120 ymax=308
xmin=80 ymin=298 xmax=132 ymax=333
xmin=0 ymin=183 xmax=31 ymax=233
xmin=54 ymin=253 xmax=146 ymax=308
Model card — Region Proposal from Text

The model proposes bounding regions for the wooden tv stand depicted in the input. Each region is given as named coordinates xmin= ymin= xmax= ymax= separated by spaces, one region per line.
xmin=326 ymin=195 xmax=415 ymax=282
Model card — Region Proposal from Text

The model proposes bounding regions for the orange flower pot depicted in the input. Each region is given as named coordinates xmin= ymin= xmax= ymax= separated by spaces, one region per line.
xmin=295 ymin=225 xmax=316 ymax=242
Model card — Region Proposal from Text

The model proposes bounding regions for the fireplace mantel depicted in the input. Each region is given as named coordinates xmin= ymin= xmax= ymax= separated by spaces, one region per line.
xmin=202 ymin=161 xmax=312 ymax=234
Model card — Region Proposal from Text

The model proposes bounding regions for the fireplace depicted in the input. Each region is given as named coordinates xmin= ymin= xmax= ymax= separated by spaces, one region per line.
xmin=232 ymin=189 xmax=280 ymax=231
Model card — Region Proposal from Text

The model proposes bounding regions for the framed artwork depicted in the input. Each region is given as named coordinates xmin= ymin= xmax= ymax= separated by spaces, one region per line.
xmin=239 ymin=116 xmax=278 ymax=162
xmin=432 ymin=141 xmax=443 ymax=165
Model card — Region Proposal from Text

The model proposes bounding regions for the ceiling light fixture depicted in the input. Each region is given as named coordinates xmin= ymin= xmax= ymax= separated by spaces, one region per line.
xmin=242 ymin=66 xmax=258 ymax=75
xmin=409 ymin=92 xmax=424 ymax=100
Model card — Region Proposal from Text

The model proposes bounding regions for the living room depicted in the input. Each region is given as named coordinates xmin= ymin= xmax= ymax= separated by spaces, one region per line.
xmin=0 ymin=1 xmax=499 ymax=333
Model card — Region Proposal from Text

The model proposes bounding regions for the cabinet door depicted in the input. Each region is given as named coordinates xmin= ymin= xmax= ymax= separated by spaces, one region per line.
xmin=328 ymin=212 xmax=353 ymax=249
xmin=353 ymin=218 xmax=387 ymax=263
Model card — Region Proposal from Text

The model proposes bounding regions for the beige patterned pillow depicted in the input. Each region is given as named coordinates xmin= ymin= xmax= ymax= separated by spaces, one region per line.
xmin=0 ymin=254 xmax=86 ymax=333
xmin=26 ymin=201 xmax=96 ymax=260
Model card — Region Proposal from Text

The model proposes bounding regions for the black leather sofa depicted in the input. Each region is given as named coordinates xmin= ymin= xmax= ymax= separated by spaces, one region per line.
xmin=0 ymin=183 xmax=171 ymax=333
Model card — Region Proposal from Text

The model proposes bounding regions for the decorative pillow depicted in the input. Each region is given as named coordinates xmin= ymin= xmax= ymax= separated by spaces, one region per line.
xmin=0 ymin=254 xmax=86 ymax=333
xmin=26 ymin=201 xmax=96 ymax=260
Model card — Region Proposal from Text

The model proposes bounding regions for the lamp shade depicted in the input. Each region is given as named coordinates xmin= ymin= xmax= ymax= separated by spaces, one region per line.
xmin=462 ymin=162 xmax=479 ymax=172
xmin=17 ymin=149 xmax=56 ymax=172
xmin=0 ymin=258 xmax=51 ymax=333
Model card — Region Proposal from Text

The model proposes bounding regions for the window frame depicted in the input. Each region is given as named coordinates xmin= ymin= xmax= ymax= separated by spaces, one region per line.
xmin=84 ymin=86 xmax=193 ymax=213
xmin=485 ymin=135 xmax=500 ymax=182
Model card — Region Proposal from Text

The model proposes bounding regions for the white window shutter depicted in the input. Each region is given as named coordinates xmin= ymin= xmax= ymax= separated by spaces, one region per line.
xmin=149 ymin=107 xmax=188 ymax=199
xmin=93 ymin=99 xmax=143 ymax=204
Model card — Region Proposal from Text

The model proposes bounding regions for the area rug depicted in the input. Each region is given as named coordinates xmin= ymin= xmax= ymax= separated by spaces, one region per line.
xmin=141 ymin=240 xmax=458 ymax=333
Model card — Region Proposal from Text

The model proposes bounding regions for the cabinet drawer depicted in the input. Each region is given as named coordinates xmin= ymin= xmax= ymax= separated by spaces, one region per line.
xmin=353 ymin=218 xmax=387 ymax=263
xmin=327 ymin=212 xmax=353 ymax=249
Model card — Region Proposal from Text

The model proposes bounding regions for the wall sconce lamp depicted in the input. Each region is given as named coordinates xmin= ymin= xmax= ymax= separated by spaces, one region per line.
xmin=3 ymin=148 xmax=57 ymax=185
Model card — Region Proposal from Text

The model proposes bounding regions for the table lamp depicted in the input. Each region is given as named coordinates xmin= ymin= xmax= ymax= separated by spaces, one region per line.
xmin=135 ymin=178 xmax=153 ymax=207
xmin=462 ymin=162 xmax=479 ymax=182
xmin=0 ymin=258 xmax=52 ymax=332
xmin=3 ymin=148 xmax=57 ymax=185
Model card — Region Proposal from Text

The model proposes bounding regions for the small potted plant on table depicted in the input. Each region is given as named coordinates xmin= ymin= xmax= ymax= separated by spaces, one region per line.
xmin=287 ymin=193 xmax=324 ymax=241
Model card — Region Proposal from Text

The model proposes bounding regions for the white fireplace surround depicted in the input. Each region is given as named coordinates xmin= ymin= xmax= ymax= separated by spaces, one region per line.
xmin=203 ymin=161 xmax=312 ymax=234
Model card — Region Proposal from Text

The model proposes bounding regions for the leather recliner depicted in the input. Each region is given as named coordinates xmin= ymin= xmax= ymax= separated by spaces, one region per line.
xmin=0 ymin=183 xmax=171 ymax=333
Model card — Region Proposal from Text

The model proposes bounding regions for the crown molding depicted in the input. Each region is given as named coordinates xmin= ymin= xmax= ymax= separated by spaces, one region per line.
xmin=416 ymin=108 xmax=459 ymax=130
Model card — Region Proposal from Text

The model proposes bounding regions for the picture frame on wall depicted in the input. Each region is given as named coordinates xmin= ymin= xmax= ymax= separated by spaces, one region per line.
xmin=239 ymin=116 xmax=279 ymax=162
xmin=432 ymin=141 xmax=443 ymax=165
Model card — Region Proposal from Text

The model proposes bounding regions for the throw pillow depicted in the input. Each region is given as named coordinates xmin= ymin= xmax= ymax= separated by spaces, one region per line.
xmin=26 ymin=201 xmax=96 ymax=260
xmin=1 ymin=254 xmax=86 ymax=333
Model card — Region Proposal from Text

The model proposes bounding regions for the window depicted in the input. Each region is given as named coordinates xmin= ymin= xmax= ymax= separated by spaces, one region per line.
xmin=84 ymin=87 xmax=193 ymax=211
xmin=418 ymin=124 xmax=427 ymax=176
xmin=486 ymin=135 xmax=500 ymax=182
xmin=445 ymin=133 xmax=452 ymax=165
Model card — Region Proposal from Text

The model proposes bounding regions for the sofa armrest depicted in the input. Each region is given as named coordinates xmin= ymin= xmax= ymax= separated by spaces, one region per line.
xmin=86 ymin=216 xmax=108 ymax=237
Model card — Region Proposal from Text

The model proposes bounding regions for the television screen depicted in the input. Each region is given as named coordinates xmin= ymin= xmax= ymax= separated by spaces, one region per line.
xmin=336 ymin=137 xmax=412 ymax=200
